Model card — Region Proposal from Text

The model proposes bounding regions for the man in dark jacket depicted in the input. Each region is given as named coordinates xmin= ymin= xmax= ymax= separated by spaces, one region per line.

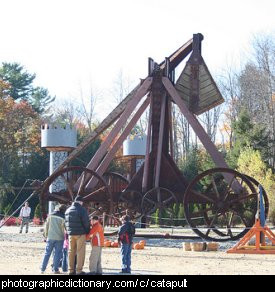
xmin=118 ymin=215 xmax=135 ymax=274
xmin=65 ymin=196 xmax=90 ymax=275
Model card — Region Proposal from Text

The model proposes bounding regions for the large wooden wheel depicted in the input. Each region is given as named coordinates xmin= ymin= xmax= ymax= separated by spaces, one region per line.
xmin=102 ymin=172 xmax=129 ymax=224
xmin=183 ymin=168 xmax=265 ymax=242
xmin=141 ymin=187 xmax=178 ymax=216
xmin=40 ymin=166 xmax=112 ymax=218
xmin=118 ymin=189 xmax=143 ymax=219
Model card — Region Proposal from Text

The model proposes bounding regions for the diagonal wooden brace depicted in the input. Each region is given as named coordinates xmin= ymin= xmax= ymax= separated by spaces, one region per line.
xmin=162 ymin=77 xmax=228 ymax=169
xmin=86 ymin=77 xmax=152 ymax=170
xmin=74 ymin=77 xmax=152 ymax=188
xmin=86 ymin=96 xmax=151 ymax=189
xmin=162 ymin=77 xmax=241 ymax=190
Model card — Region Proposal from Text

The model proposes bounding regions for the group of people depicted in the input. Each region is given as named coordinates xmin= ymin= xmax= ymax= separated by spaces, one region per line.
xmin=39 ymin=195 xmax=135 ymax=275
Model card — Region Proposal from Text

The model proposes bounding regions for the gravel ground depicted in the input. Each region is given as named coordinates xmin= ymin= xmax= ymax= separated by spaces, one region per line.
xmin=0 ymin=226 xmax=275 ymax=275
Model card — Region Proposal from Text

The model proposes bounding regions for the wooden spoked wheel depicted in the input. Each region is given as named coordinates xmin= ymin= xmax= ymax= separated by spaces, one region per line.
xmin=40 ymin=166 xmax=111 ymax=219
xmin=118 ymin=189 xmax=143 ymax=219
xmin=141 ymin=187 xmax=178 ymax=219
xmin=183 ymin=168 xmax=261 ymax=242
xmin=102 ymin=172 xmax=129 ymax=224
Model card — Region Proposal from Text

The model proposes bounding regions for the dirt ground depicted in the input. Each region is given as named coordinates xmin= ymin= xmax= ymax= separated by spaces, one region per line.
xmin=0 ymin=226 xmax=275 ymax=275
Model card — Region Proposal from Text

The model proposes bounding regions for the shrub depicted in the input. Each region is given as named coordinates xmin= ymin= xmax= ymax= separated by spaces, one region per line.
xmin=34 ymin=204 xmax=42 ymax=219
xmin=0 ymin=217 xmax=19 ymax=226
xmin=237 ymin=148 xmax=275 ymax=224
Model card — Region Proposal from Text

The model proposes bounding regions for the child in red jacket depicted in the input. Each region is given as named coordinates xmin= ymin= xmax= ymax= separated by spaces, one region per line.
xmin=86 ymin=216 xmax=104 ymax=275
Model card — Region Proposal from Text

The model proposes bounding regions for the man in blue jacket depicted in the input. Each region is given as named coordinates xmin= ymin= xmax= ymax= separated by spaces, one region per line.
xmin=118 ymin=215 xmax=135 ymax=274
xmin=65 ymin=196 xmax=90 ymax=275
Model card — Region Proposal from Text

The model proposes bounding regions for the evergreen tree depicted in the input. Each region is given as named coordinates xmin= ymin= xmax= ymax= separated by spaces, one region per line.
xmin=227 ymin=109 xmax=269 ymax=168
xmin=0 ymin=62 xmax=55 ymax=114
xmin=0 ymin=63 xmax=35 ymax=100
xmin=30 ymin=87 xmax=55 ymax=114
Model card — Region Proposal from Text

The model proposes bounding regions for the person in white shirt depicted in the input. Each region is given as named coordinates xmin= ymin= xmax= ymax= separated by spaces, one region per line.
xmin=19 ymin=202 xmax=31 ymax=233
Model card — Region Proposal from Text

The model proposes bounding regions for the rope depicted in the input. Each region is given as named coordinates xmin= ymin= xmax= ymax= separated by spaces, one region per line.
xmin=0 ymin=190 xmax=39 ymax=229
xmin=3 ymin=179 xmax=31 ymax=216
xmin=102 ymin=212 xmax=275 ymax=231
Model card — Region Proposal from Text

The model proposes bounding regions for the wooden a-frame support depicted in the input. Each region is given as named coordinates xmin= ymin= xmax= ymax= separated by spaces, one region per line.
xmin=227 ymin=186 xmax=275 ymax=254
xmin=227 ymin=219 xmax=275 ymax=254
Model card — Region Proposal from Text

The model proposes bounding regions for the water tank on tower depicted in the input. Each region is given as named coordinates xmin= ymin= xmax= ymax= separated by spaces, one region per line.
xmin=123 ymin=135 xmax=146 ymax=177
xmin=41 ymin=124 xmax=77 ymax=213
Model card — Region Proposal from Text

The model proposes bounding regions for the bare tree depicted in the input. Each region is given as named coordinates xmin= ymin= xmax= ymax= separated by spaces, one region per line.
xmin=49 ymin=100 xmax=82 ymax=126
xmin=252 ymin=33 xmax=275 ymax=168
xmin=112 ymin=69 xmax=134 ymax=104
xmin=201 ymin=106 xmax=222 ymax=144
xmin=217 ymin=64 xmax=241 ymax=149
xmin=78 ymin=84 xmax=99 ymax=134
xmin=238 ymin=33 xmax=275 ymax=167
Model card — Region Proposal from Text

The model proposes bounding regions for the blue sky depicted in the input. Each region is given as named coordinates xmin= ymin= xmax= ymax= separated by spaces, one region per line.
xmin=0 ymin=0 xmax=274 ymax=119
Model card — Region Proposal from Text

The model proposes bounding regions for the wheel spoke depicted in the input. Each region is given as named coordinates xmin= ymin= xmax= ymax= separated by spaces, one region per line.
xmin=211 ymin=175 xmax=220 ymax=200
xmin=205 ymin=208 xmax=222 ymax=237
xmin=163 ymin=196 xmax=174 ymax=206
xmin=237 ymin=213 xmax=249 ymax=227
xmin=223 ymin=175 xmax=236 ymax=202
xmin=77 ymin=172 xmax=88 ymax=196
xmin=157 ymin=188 xmax=162 ymax=203
xmin=83 ymin=186 xmax=106 ymax=200
xmin=191 ymin=190 xmax=216 ymax=204
xmin=226 ymin=212 xmax=234 ymax=238
xmin=61 ymin=174 xmax=74 ymax=200
xmin=227 ymin=193 xmax=257 ymax=205
xmin=144 ymin=197 xmax=156 ymax=205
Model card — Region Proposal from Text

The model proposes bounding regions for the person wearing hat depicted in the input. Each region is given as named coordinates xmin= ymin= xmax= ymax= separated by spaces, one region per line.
xmin=118 ymin=215 xmax=135 ymax=274
xmin=40 ymin=204 xmax=66 ymax=274
xmin=65 ymin=196 xmax=90 ymax=275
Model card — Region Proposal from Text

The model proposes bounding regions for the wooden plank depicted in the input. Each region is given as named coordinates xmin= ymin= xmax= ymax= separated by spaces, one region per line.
xmin=195 ymin=99 xmax=224 ymax=115
xmin=159 ymin=38 xmax=193 ymax=71
xmin=199 ymin=79 xmax=213 ymax=90
xmin=142 ymin=95 xmax=153 ymax=192
xmin=155 ymin=94 xmax=167 ymax=188
xmin=200 ymin=86 xmax=217 ymax=98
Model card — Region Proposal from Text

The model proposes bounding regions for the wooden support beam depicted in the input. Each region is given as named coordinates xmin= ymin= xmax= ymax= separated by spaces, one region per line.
xmin=159 ymin=38 xmax=194 ymax=72
xmin=168 ymin=97 xmax=174 ymax=159
xmin=162 ymin=77 xmax=228 ymax=169
xmin=142 ymin=95 xmax=153 ymax=193
xmin=154 ymin=94 xmax=167 ymax=188
xmin=86 ymin=96 xmax=150 ymax=189
xmin=84 ymin=77 xmax=152 ymax=172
